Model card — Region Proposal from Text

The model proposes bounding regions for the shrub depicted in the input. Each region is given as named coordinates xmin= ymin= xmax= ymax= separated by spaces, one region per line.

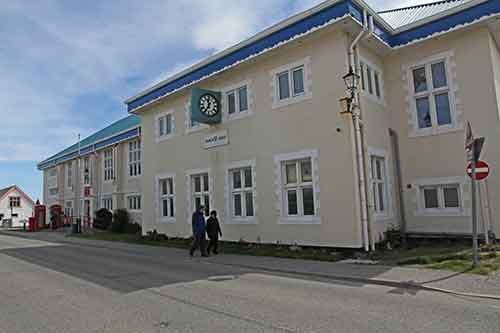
xmin=111 ymin=209 xmax=130 ymax=233
xmin=94 ymin=208 xmax=113 ymax=230
xmin=125 ymin=222 xmax=142 ymax=235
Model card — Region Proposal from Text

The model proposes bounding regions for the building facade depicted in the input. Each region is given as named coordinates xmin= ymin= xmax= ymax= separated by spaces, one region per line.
xmin=123 ymin=0 xmax=500 ymax=249
xmin=38 ymin=116 xmax=143 ymax=225
xmin=0 ymin=185 xmax=34 ymax=228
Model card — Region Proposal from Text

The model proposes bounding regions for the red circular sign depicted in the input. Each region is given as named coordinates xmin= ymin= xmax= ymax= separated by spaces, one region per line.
xmin=466 ymin=160 xmax=490 ymax=180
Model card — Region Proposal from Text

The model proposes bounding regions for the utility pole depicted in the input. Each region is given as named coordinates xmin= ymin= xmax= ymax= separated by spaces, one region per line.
xmin=471 ymin=147 xmax=479 ymax=267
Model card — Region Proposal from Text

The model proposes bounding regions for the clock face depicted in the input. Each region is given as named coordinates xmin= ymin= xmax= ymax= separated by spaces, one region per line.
xmin=199 ymin=93 xmax=219 ymax=117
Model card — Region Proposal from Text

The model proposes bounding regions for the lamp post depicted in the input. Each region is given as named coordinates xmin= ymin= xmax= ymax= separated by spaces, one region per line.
xmin=341 ymin=65 xmax=360 ymax=112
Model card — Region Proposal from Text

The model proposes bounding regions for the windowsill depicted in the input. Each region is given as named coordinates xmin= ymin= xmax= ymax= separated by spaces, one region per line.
xmin=225 ymin=217 xmax=258 ymax=225
xmin=272 ymin=92 xmax=312 ymax=110
xmin=159 ymin=217 xmax=176 ymax=224
xmin=225 ymin=110 xmax=254 ymax=123
xmin=128 ymin=174 xmax=141 ymax=179
xmin=415 ymin=208 xmax=469 ymax=217
xmin=186 ymin=124 xmax=209 ymax=135
xmin=278 ymin=215 xmax=321 ymax=225
xmin=409 ymin=124 xmax=463 ymax=138
xmin=157 ymin=133 xmax=175 ymax=143
xmin=360 ymin=91 xmax=385 ymax=106
xmin=373 ymin=212 xmax=393 ymax=222
xmin=128 ymin=209 xmax=142 ymax=213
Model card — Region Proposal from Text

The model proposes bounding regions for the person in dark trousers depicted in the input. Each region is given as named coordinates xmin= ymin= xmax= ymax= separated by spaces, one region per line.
xmin=206 ymin=210 xmax=222 ymax=255
xmin=190 ymin=206 xmax=208 ymax=257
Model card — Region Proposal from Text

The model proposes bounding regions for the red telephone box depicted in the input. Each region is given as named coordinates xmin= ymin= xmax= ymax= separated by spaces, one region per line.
xmin=33 ymin=205 xmax=46 ymax=231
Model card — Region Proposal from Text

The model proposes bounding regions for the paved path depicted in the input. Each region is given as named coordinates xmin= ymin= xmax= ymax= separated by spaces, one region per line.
xmin=0 ymin=231 xmax=498 ymax=332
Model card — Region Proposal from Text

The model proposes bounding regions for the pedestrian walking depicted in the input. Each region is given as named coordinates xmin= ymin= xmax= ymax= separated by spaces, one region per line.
xmin=190 ymin=205 xmax=208 ymax=257
xmin=206 ymin=210 xmax=222 ymax=255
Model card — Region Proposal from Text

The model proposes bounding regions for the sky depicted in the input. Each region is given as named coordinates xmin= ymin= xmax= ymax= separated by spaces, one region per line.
xmin=0 ymin=0 xmax=433 ymax=201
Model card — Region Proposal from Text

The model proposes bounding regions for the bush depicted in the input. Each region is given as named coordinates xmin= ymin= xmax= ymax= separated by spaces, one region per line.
xmin=94 ymin=208 xmax=113 ymax=230
xmin=125 ymin=222 xmax=142 ymax=235
xmin=111 ymin=209 xmax=130 ymax=233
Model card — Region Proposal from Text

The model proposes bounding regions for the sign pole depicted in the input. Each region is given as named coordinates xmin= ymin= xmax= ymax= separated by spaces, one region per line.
xmin=471 ymin=148 xmax=479 ymax=268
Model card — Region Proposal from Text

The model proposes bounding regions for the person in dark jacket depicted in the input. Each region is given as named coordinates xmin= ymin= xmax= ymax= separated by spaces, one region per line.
xmin=206 ymin=210 xmax=222 ymax=255
xmin=190 ymin=206 xmax=208 ymax=257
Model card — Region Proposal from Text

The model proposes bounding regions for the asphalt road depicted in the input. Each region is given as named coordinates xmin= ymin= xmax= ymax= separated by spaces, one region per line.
xmin=0 ymin=233 xmax=499 ymax=333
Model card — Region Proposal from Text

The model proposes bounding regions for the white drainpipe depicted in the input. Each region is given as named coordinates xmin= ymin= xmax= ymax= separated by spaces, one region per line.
xmin=348 ymin=11 xmax=372 ymax=251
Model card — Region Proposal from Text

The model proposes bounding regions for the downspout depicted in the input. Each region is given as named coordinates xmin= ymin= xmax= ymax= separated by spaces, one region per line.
xmin=348 ymin=11 xmax=371 ymax=251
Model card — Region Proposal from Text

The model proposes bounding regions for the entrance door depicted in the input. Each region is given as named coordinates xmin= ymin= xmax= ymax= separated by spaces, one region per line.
xmin=83 ymin=200 xmax=91 ymax=227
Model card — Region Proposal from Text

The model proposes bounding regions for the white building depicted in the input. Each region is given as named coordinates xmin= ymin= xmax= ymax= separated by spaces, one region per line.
xmin=0 ymin=185 xmax=34 ymax=228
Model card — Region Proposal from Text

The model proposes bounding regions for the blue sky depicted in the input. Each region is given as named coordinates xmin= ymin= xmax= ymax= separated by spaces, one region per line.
xmin=0 ymin=0 xmax=428 ymax=201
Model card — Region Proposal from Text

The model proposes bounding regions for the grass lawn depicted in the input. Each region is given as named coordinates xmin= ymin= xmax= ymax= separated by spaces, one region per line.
xmin=72 ymin=232 xmax=500 ymax=275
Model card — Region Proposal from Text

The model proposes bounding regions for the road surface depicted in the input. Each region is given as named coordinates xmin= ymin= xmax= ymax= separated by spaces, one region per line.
xmin=0 ymin=233 xmax=498 ymax=332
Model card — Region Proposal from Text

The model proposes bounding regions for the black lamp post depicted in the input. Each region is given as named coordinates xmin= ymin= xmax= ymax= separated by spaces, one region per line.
xmin=340 ymin=65 xmax=360 ymax=114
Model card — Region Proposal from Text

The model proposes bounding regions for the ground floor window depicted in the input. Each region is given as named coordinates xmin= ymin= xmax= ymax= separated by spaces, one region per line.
xmin=370 ymin=155 xmax=387 ymax=214
xmin=229 ymin=166 xmax=254 ymax=218
xmin=282 ymin=158 xmax=314 ymax=217
xmin=159 ymin=177 xmax=175 ymax=218
xmin=127 ymin=195 xmax=141 ymax=211
xmin=421 ymin=184 xmax=460 ymax=210
xmin=64 ymin=201 xmax=73 ymax=217
xmin=191 ymin=172 xmax=210 ymax=214
xmin=102 ymin=197 xmax=113 ymax=211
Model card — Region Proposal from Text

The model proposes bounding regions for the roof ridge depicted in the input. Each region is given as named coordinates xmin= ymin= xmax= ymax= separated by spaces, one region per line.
xmin=378 ymin=0 xmax=463 ymax=14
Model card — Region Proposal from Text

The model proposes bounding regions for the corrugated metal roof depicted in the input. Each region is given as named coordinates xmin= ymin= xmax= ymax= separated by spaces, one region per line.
xmin=378 ymin=0 xmax=473 ymax=29
xmin=38 ymin=115 xmax=141 ymax=169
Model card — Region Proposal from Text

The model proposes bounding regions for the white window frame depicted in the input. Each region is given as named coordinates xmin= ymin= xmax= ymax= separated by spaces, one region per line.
xmin=404 ymin=51 xmax=462 ymax=137
xmin=359 ymin=58 xmax=385 ymax=104
xmin=64 ymin=201 xmax=74 ymax=217
xmin=128 ymin=139 xmax=142 ymax=177
xmin=66 ymin=162 xmax=73 ymax=189
xmin=270 ymin=57 xmax=312 ymax=110
xmin=47 ymin=168 xmax=58 ymax=189
xmin=274 ymin=149 xmax=320 ymax=224
xmin=185 ymin=101 xmax=209 ymax=134
xmin=9 ymin=196 xmax=21 ymax=208
xmin=126 ymin=194 xmax=142 ymax=212
xmin=368 ymin=147 xmax=393 ymax=221
xmin=103 ymin=149 xmax=114 ymax=182
xmin=225 ymin=160 xmax=257 ymax=224
xmin=221 ymin=80 xmax=254 ymax=122
xmin=155 ymin=173 xmax=176 ymax=223
xmin=155 ymin=109 xmax=175 ymax=143
xmin=101 ymin=195 xmax=113 ymax=211
xmin=414 ymin=176 xmax=468 ymax=217
xmin=185 ymin=168 xmax=213 ymax=223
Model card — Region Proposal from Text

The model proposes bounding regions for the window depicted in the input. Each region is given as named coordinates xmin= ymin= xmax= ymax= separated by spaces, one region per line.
xmin=371 ymin=156 xmax=387 ymax=214
xmin=65 ymin=201 xmax=73 ymax=217
xmin=49 ymin=188 xmax=58 ymax=196
xmin=360 ymin=60 xmax=383 ymax=101
xmin=127 ymin=195 xmax=141 ymax=211
xmin=277 ymin=65 xmax=305 ymax=100
xmin=226 ymin=85 xmax=248 ymax=116
xmin=157 ymin=112 xmax=174 ymax=140
xmin=191 ymin=173 xmax=210 ymax=214
xmin=67 ymin=162 xmax=73 ymax=188
xmin=411 ymin=60 xmax=452 ymax=129
xmin=421 ymin=184 xmax=460 ymax=211
xmin=102 ymin=197 xmax=113 ymax=211
xmin=282 ymin=159 xmax=315 ymax=217
xmin=159 ymin=177 xmax=175 ymax=218
xmin=49 ymin=168 xmax=57 ymax=177
xmin=229 ymin=167 xmax=254 ymax=218
xmin=83 ymin=157 xmax=91 ymax=185
xmin=9 ymin=197 xmax=21 ymax=208
xmin=103 ymin=150 xmax=114 ymax=182
xmin=129 ymin=140 xmax=141 ymax=177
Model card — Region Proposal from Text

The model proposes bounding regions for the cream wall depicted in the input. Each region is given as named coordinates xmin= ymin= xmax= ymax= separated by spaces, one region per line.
xmin=384 ymin=27 xmax=500 ymax=236
xmin=139 ymin=28 xmax=365 ymax=247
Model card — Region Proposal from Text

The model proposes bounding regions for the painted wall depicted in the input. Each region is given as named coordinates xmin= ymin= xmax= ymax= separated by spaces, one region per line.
xmin=0 ymin=188 xmax=34 ymax=227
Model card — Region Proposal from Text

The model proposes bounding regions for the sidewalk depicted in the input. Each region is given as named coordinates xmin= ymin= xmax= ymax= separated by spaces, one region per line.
xmin=2 ymin=230 xmax=500 ymax=298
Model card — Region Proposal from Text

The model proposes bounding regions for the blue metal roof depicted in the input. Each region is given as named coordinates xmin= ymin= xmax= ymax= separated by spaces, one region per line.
xmin=37 ymin=115 xmax=141 ymax=170
xmin=125 ymin=0 xmax=499 ymax=113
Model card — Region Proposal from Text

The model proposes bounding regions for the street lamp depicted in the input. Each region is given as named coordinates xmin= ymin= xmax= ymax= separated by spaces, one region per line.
xmin=339 ymin=65 xmax=360 ymax=114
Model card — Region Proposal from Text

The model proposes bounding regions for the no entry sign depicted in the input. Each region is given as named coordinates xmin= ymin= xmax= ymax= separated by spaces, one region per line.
xmin=466 ymin=160 xmax=490 ymax=181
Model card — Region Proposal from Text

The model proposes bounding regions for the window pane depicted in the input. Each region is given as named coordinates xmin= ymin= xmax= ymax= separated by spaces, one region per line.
xmin=377 ymin=183 xmax=385 ymax=212
xmin=366 ymin=66 xmax=373 ymax=94
xmin=413 ymin=67 xmax=427 ymax=93
xmin=238 ymin=86 xmax=248 ymax=111
xmin=161 ymin=180 xmax=167 ymax=195
xmin=292 ymin=67 xmax=304 ymax=95
xmin=232 ymin=171 xmax=242 ymax=189
xmin=286 ymin=164 xmax=297 ymax=184
xmin=203 ymin=174 xmax=209 ymax=191
xmin=435 ymin=93 xmax=451 ymax=125
xmin=162 ymin=199 xmax=168 ymax=217
xmin=167 ymin=178 xmax=173 ymax=195
xmin=228 ymin=92 xmax=236 ymax=114
xmin=302 ymin=187 xmax=315 ymax=215
xmin=244 ymin=168 xmax=252 ymax=188
xmin=416 ymin=97 xmax=432 ymax=128
xmin=287 ymin=190 xmax=298 ymax=215
xmin=444 ymin=187 xmax=459 ymax=208
xmin=166 ymin=114 xmax=172 ymax=135
xmin=300 ymin=160 xmax=312 ymax=182
xmin=374 ymin=72 xmax=381 ymax=98
xmin=376 ymin=159 xmax=383 ymax=180
xmin=245 ymin=192 xmax=254 ymax=216
xmin=159 ymin=117 xmax=165 ymax=136
xmin=234 ymin=194 xmax=242 ymax=216
xmin=431 ymin=62 xmax=447 ymax=88
xmin=195 ymin=197 xmax=201 ymax=211
xmin=194 ymin=176 xmax=201 ymax=193
xmin=278 ymin=72 xmax=290 ymax=100
xmin=424 ymin=188 xmax=439 ymax=208
xmin=204 ymin=195 xmax=210 ymax=213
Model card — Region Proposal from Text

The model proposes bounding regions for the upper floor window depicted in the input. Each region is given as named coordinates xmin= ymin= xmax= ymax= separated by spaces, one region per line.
xmin=103 ymin=150 xmax=114 ymax=182
xmin=49 ymin=168 xmax=57 ymax=178
xmin=271 ymin=57 xmax=312 ymax=109
xmin=157 ymin=111 xmax=175 ymax=142
xmin=9 ymin=196 xmax=21 ymax=208
xmin=67 ymin=162 xmax=73 ymax=188
xmin=360 ymin=60 xmax=383 ymax=101
xmin=49 ymin=188 xmax=58 ymax=196
xmin=83 ymin=157 xmax=91 ymax=185
xmin=129 ymin=140 xmax=141 ymax=177
xmin=226 ymin=85 xmax=248 ymax=115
